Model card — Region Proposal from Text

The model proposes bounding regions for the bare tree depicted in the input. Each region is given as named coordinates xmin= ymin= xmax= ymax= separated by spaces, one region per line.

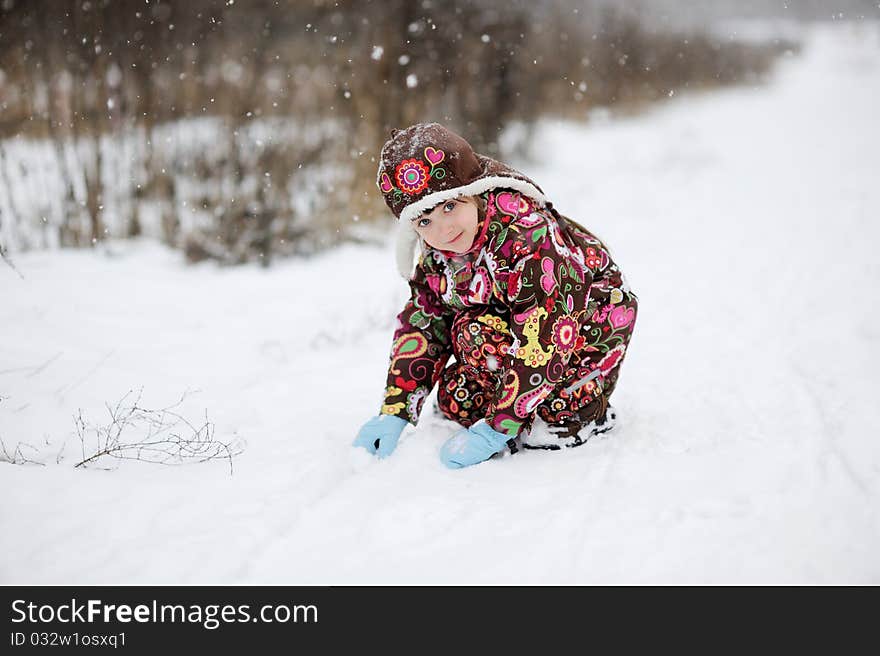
xmin=0 ymin=0 xmax=797 ymax=262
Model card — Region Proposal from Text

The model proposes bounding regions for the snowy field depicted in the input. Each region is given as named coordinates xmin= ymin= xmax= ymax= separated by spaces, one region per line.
xmin=2 ymin=22 xmax=879 ymax=584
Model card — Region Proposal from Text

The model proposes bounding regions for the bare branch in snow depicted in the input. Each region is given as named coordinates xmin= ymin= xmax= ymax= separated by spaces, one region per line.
xmin=73 ymin=388 xmax=243 ymax=475
xmin=0 ymin=437 xmax=45 ymax=466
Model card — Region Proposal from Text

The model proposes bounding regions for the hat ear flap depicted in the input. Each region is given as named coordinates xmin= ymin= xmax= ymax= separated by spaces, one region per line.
xmin=394 ymin=221 xmax=420 ymax=279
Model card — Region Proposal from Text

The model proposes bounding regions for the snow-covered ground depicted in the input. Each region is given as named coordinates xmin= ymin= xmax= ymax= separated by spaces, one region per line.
xmin=2 ymin=22 xmax=879 ymax=584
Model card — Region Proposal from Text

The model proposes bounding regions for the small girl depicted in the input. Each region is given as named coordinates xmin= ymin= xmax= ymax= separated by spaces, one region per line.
xmin=353 ymin=123 xmax=638 ymax=468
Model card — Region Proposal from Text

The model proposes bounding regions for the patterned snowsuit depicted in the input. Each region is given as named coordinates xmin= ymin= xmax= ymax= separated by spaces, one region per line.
xmin=382 ymin=189 xmax=637 ymax=444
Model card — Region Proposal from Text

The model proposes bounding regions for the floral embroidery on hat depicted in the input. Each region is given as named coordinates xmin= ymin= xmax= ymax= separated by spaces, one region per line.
xmin=424 ymin=147 xmax=447 ymax=181
xmin=377 ymin=170 xmax=405 ymax=205
xmin=424 ymin=146 xmax=445 ymax=166
xmin=395 ymin=158 xmax=430 ymax=195
xmin=381 ymin=145 xmax=449 ymax=200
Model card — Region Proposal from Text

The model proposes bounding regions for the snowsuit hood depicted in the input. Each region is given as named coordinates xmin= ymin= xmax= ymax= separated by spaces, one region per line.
xmin=376 ymin=122 xmax=546 ymax=278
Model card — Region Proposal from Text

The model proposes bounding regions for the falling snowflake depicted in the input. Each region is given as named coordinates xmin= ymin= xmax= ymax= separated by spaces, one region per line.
xmin=371 ymin=45 xmax=384 ymax=61
xmin=406 ymin=73 xmax=418 ymax=88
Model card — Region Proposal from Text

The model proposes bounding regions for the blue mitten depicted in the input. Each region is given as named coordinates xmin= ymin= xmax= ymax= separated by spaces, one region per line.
xmin=353 ymin=414 xmax=408 ymax=458
xmin=439 ymin=421 xmax=512 ymax=469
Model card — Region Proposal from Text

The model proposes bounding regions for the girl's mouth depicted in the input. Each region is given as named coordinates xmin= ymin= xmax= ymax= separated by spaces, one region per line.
xmin=448 ymin=232 xmax=463 ymax=244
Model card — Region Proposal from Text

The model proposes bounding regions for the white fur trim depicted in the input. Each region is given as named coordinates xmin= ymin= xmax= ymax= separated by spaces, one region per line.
xmin=398 ymin=175 xmax=545 ymax=224
xmin=393 ymin=176 xmax=547 ymax=279
xmin=395 ymin=220 xmax=421 ymax=278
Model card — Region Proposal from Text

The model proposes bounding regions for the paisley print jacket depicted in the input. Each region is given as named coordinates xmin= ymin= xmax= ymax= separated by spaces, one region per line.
xmin=381 ymin=189 xmax=634 ymax=437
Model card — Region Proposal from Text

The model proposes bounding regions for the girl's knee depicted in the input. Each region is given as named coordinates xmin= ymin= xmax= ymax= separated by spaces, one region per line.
xmin=451 ymin=313 xmax=512 ymax=368
xmin=437 ymin=364 xmax=492 ymax=427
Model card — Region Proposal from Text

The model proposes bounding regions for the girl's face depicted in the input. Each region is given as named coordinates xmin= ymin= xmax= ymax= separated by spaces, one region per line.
xmin=412 ymin=197 xmax=479 ymax=253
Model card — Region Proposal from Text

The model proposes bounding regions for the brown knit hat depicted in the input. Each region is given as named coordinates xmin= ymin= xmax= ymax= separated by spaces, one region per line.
xmin=376 ymin=123 xmax=546 ymax=277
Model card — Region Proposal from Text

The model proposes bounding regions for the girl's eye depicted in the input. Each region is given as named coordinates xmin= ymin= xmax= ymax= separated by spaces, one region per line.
xmin=444 ymin=201 xmax=456 ymax=212
xmin=417 ymin=217 xmax=431 ymax=228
